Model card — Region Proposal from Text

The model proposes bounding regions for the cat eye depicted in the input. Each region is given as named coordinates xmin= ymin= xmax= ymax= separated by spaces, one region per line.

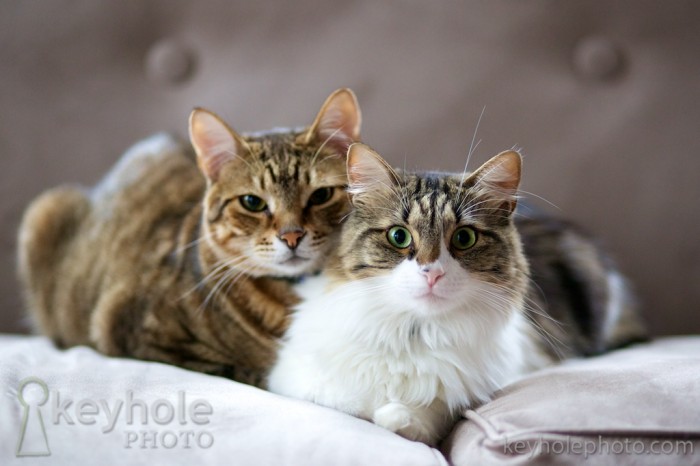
xmin=451 ymin=226 xmax=477 ymax=250
xmin=387 ymin=226 xmax=412 ymax=249
xmin=240 ymin=194 xmax=267 ymax=212
xmin=308 ymin=187 xmax=334 ymax=206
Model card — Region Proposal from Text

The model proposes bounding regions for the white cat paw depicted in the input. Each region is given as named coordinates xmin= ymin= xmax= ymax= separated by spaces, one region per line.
xmin=372 ymin=402 xmax=440 ymax=445
xmin=372 ymin=402 xmax=413 ymax=432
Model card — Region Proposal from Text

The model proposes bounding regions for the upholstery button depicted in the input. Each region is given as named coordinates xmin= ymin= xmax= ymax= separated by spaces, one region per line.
xmin=145 ymin=40 xmax=196 ymax=85
xmin=573 ymin=36 xmax=623 ymax=81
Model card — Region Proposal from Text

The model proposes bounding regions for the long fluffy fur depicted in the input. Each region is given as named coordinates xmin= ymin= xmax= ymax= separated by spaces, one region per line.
xmin=269 ymin=145 xmax=646 ymax=445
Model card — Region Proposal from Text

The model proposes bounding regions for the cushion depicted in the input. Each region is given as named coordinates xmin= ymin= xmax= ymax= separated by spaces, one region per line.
xmin=0 ymin=335 xmax=446 ymax=465
xmin=2 ymin=334 xmax=698 ymax=465
xmin=442 ymin=337 xmax=700 ymax=465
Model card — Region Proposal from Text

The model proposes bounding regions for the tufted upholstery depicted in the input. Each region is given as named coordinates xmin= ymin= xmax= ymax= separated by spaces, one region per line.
xmin=1 ymin=1 xmax=699 ymax=335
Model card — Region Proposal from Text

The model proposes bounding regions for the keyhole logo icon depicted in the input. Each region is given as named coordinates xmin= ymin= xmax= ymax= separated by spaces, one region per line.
xmin=16 ymin=377 xmax=51 ymax=457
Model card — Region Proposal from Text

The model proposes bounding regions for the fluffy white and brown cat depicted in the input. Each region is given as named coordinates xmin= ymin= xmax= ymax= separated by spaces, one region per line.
xmin=268 ymin=143 xmax=646 ymax=445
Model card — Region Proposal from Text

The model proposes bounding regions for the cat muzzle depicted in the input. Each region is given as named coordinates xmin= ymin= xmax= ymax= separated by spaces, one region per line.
xmin=420 ymin=265 xmax=446 ymax=288
xmin=278 ymin=227 xmax=306 ymax=250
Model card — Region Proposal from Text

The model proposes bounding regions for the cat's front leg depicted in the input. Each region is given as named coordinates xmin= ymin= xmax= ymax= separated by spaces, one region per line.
xmin=372 ymin=401 xmax=451 ymax=446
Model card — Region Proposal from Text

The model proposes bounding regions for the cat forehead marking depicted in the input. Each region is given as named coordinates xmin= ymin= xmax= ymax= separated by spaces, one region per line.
xmin=404 ymin=174 xmax=458 ymax=232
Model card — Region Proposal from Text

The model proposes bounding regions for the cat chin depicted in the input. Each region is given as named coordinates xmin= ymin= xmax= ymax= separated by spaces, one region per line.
xmin=394 ymin=293 xmax=455 ymax=317
xmin=383 ymin=277 xmax=471 ymax=316
xmin=385 ymin=282 xmax=508 ymax=320
xmin=258 ymin=257 xmax=320 ymax=278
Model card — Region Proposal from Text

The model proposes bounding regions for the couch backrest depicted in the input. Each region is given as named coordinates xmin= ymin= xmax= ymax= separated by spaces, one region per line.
xmin=2 ymin=1 xmax=698 ymax=335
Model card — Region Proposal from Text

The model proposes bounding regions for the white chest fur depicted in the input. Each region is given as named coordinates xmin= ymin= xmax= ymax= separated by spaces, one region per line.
xmin=268 ymin=274 xmax=548 ymax=444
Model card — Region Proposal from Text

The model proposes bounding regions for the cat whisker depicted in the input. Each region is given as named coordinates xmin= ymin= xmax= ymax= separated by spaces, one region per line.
xmin=221 ymin=148 xmax=260 ymax=173
xmin=222 ymin=263 xmax=262 ymax=297
xmin=522 ymin=314 xmax=569 ymax=360
xmin=463 ymin=207 xmax=520 ymax=218
xmin=335 ymin=283 xmax=395 ymax=297
xmin=368 ymin=206 xmax=406 ymax=216
xmin=321 ymin=174 xmax=352 ymax=182
xmin=359 ymin=183 xmax=411 ymax=216
xmin=197 ymin=276 xmax=231 ymax=315
xmin=455 ymin=190 xmax=499 ymax=215
xmin=461 ymin=107 xmax=486 ymax=185
xmin=326 ymin=283 xmax=397 ymax=303
xmin=355 ymin=164 xmax=410 ymax=215
xmin=176 ymin=232 xmax=214 ymax=255
xmin=198 ymin=260 xmax=256 ymax=314
xmin=458 ymin=194 xmax=524 ymax=217
xmin=180 ymin=255 xmax=251 ymax=300
xmin=310 ymin=127 xmax=344 ymax=167
xmin=473 ymin=284 xmax=569 ymax=358
xmin=511 ymin=211 xmax=536 ymax=221
xmin=455 ymin=106 xmax=486 ymax=208
xmin=480 ymin=281 xmax=558 ymax=324
xmin=516 ymin=189 xmax=561 ymax=211
xmin=479 ymin=292 xmax=567 ymax=360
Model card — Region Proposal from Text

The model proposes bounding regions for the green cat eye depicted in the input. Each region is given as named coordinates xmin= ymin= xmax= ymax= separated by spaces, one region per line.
xmin=308 ymin=187 xmax=334 ymax=206
xmin=240 ymin=194 xmax=267 ymax=212
xmin=387 ymin=226 xmax=412 ymax=249
xmin=451 ymin=226 xmax=477 ymax=250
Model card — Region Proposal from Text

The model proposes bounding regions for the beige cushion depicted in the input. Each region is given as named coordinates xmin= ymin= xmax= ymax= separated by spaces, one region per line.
xmin=443 ymin=337 xmax=700 ymax=465
xmin=0 ymin=335 xmax=447 ymax=465
xmin=2 ymin=335 xmax=698 ymax=464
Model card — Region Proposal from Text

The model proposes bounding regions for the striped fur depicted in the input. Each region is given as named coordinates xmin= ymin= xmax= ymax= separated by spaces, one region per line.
xmin=269 ymin=144 xmax=647 ymax=444
xmin=18 ymin=89 xmax=361 ymax=386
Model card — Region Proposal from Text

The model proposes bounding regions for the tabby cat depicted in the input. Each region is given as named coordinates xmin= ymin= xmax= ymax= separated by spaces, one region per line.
xmin=268 ymin=143 xmax=646 ymax=444
xmin=18 ymin=88 xmax=361 ymax=386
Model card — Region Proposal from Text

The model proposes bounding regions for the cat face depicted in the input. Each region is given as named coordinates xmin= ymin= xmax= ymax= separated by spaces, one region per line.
xmin=336 ymin=144 xmax=528 ymax=317
xmin=189 ymin=89 xmax=361 ymax=277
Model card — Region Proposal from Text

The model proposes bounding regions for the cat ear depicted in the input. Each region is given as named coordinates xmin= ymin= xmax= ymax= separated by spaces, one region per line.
xmin=304 ymin=88 xmax=362 ymax=155
xmin=466 ymin=150 xmax=522 ymax=215
xmin=189 ymin=108 xmax=247 ymax=182
xmin=347 ymin=143 xmax=399 ymax=202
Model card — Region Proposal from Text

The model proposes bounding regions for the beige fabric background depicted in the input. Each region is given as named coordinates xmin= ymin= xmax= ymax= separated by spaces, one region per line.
xmin=1 ymin=1 xmax=698 ymax=335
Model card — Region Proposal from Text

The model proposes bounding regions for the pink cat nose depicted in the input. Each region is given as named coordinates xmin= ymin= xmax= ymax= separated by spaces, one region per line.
xmin=278 ymin=228 xmax=306 ymax=250
xmin=420 ymin=265 xmax=445 ymax=287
